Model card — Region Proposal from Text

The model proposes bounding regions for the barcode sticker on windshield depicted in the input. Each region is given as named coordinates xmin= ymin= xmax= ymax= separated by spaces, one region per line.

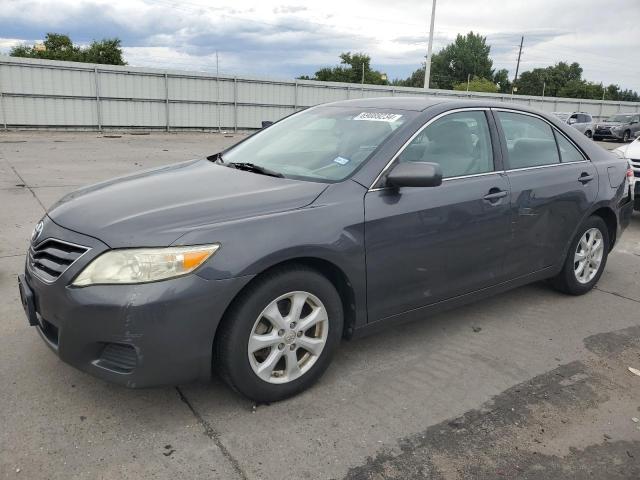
xmin=353 ymin=112 xmax=403 ymax=122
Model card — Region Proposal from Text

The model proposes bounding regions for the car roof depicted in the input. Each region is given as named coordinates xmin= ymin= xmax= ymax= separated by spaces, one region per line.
xmin=321 ymin=96 xmax=560 ymax=115
xmin=323 ymin=97 xmax=446 ymax=111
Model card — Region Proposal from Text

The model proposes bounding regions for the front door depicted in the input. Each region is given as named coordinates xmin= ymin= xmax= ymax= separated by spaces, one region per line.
xmin=364 ymin=109 xmax=511 ymax=323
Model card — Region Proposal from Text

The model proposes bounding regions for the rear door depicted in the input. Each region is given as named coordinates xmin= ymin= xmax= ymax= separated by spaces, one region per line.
xmin=364 ymin=109 xmax=511 ymax=322
xmin=494 ymin=109 xmax=598 ymax=279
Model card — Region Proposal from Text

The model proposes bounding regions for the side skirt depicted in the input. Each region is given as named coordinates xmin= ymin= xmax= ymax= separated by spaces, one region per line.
xmin=351 ymin=266 xmax=556 ymax=340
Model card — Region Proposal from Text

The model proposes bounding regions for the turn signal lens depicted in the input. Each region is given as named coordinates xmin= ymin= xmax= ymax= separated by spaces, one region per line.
xmin=72 ymin=244 xmax=220 ymax=286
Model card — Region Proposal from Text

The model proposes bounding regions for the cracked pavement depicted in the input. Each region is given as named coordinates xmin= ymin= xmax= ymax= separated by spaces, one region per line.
xmin=1 ymin=132 xmax=639 ymax=479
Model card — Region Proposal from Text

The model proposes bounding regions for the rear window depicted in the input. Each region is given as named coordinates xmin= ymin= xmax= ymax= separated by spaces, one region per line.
xmin=497 ymin=112 xmax=560 ymax=169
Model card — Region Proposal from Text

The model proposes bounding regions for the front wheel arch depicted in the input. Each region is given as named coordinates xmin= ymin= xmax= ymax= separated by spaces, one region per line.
xmin=214 ymin=258 xmax=356 ymax=351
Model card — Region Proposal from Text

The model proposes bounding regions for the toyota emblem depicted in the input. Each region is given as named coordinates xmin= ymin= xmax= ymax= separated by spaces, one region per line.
xmin=31 ymin=220 xmax=44 ymax=244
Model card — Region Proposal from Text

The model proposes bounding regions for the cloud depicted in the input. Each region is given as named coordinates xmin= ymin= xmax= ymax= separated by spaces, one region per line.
xmin=0 ymin=0 xmax=638 ymax=91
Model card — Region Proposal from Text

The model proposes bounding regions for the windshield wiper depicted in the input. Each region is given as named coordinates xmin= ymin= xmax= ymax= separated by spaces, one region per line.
xmin=207 ymin=152 xmax=225 ymax=164
xmin=226 ymin=162 xmax=284 ymax=178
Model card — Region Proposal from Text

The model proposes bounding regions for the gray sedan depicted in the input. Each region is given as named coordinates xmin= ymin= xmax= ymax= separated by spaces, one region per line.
xmin=18 ymin=98 xmax=634 ymax=402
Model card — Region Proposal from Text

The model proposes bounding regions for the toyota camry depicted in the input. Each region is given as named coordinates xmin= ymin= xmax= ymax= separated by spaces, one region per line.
xmin=18 ymin=98 xmax=634 ymax=402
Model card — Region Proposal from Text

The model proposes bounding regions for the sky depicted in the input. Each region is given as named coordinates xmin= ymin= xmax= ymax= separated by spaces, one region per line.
xmin=1 ymin=0 xmax=639 ymax=92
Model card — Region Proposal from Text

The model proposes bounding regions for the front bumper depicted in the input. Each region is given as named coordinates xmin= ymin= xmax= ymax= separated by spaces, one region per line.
xmin=21 ymin=216 xmax=253 ymax=388
xmin=594 ymin=128 xmax=623 ymax=140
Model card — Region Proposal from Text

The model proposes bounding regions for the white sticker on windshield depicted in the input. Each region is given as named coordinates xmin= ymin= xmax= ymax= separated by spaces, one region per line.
xmin=353 ymin=112 xmax=403 ymax=122
xmin=333 ymin=156 xmax=350 ymax=165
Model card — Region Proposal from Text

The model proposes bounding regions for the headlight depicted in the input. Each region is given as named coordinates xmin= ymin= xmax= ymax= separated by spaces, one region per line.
xmin=72 ymin=244 xmax=220 ymax=286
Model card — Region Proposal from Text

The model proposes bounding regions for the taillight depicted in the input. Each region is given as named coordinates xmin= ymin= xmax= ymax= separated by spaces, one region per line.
xmin=627 ymin=166 xmax=634 ymax=178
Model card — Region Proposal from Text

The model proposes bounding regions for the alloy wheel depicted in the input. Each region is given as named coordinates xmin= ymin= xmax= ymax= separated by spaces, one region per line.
xmin=574 ymin=228 xmax=604 ymax=284
xmin=248 ymin=291 xmax=329 ymax=384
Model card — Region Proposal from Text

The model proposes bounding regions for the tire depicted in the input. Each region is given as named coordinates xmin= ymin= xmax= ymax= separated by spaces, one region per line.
xmin=550 ymin=216 xmax=609 ymax=295
xmin=585 ymin=130 xmax=592 ymax=139
xmin=623 ymin=130 xmax=631 ymax=142
xmin=215 ymin=265 xmax=343 ymax=402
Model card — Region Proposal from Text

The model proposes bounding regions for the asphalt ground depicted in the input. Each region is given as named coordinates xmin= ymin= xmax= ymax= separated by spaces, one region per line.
xmin=1 ymin=131 xmax=639 ymax=480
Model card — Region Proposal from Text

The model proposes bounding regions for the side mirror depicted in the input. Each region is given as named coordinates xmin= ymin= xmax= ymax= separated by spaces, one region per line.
xmin=386 ymin=162 xmax=443 ymax=188
xmin=568 ymin=118 xmax=577 ymax=124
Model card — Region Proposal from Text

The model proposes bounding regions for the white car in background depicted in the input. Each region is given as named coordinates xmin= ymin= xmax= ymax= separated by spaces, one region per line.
xmin=613 ymin=133 xmax=640 ymax=211
xmin=552 ymin=112 xmax=594 ymax=138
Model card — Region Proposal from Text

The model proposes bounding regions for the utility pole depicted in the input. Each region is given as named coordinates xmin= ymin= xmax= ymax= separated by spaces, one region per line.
xmin=362 ymin=63 xmax=365 ymax=85
xmin=423 ymin=0 xmax=437 ymax=89
xmin=542 ymin=81 xmax=546 ymax=99
xmin=511 ymin=36 xmax=523 ymax=95
xmin=216 ymin=51 xmax=221 ymax=133
xmin=466 ymin=73 xmax=470 ymax=92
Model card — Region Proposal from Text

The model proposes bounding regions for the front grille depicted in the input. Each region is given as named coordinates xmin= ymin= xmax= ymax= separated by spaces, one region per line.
xmin=96 ymin=343 xmax=138 ymax=373
xmin=28 ymin=238 xmax=89 ymax=282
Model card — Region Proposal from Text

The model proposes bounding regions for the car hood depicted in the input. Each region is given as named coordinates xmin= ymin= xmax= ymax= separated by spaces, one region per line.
xmin=597 ymin=122 xmax=625 ymax=127
xmin=48 ymin=159 xmax=327 ymax=247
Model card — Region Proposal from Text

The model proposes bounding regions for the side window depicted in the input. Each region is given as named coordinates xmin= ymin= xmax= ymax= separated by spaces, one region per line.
xmin=554 ymin=132 xmax=584 ymax=163
xmin=497 ymin=111 xmax=560 ymax=169
xmin=397 ymin=111 xmax=493 ymax=178
xmin=632 ymin=115 xmax=640 ymax=123
xmin=582 ymin=114 xmax=592 ymax=123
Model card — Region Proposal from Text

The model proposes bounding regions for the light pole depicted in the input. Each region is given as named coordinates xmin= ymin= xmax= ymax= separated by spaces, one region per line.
xmin=423 ymin=0 xmax=437 ymax=89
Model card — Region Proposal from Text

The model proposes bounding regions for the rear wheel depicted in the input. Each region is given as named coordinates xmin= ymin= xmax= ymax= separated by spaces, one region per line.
xmin=215 ymin=265 xmax=343 ymax=402
xmin=550 ymin=216 xmax=609 ymax=295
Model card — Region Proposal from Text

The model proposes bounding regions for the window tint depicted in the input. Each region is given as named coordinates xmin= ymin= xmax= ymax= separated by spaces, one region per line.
xmin=581 ymin=114 xmax=592 ymax=123
xmin=555 ymin=133 xmax=584 ymax=163
xmin=497 ymin=112 xmax=560 ymax=169
xmin=397 ymin=111 xmax=493 ymax=178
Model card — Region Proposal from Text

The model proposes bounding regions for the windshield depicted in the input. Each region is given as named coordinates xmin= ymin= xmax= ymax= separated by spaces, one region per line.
xmin=222 ymin=106 xmax=412 ymax=182
xmin=606 ymin=114 xmax=632 ymax=123
xmin=552 ymin=112 xmax=570 ymax=121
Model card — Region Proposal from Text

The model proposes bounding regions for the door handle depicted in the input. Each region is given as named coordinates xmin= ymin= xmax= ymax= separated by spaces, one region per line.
xmin=483 ymin=189 xmax=508 ymax=203
xmin=578 ymin=173 xmax=594 ymax=184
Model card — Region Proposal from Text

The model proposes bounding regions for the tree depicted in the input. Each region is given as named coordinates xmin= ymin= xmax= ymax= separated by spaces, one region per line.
xmin=10 ymin=33 xmax=126 ymax=65
xmin=299 ymin=52 xmax=388 ymax=85
xmin=515 ymin=62 xmax=582 ymax=97
xmin=395 ymin=32 xmax=495 ymax=90
xmin=453 ymin=76 xmax=498 ymax=93
xmin=493 ymin=69 xmax=511 ymax=94
xmin=392 ymin=65 xmax=424 ymax=88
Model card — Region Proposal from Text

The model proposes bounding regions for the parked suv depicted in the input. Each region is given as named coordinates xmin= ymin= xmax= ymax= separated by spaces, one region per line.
xmin=594 ymin=113 xmax=640 ymax=142
xmin=552 ymin=112 xmax=594 ymax=138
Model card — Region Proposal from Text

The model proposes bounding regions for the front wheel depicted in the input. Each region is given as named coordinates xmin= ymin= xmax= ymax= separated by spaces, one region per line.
xmin=550 ymin=216 xmax=609 ymax=295
xmin=585 ymin=130 xmax=592 ymax=139
xmin=622 ymin=130 xmax=631 ymax=142
xmin=215 ymin=265 xmax=343 ymax=402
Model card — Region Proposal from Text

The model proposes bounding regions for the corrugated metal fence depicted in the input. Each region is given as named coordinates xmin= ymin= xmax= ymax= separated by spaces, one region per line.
xmin=1 ymin=55 xmax=638 ymax=131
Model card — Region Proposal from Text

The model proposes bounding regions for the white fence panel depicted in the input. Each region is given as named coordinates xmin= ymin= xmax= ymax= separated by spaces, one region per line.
xmin=0 ymin=55 xmax=638 ymax=131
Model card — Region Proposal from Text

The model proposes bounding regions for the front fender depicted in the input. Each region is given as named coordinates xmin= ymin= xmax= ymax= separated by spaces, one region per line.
xmin=172 ymin=180 xmax=368 ymax=327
